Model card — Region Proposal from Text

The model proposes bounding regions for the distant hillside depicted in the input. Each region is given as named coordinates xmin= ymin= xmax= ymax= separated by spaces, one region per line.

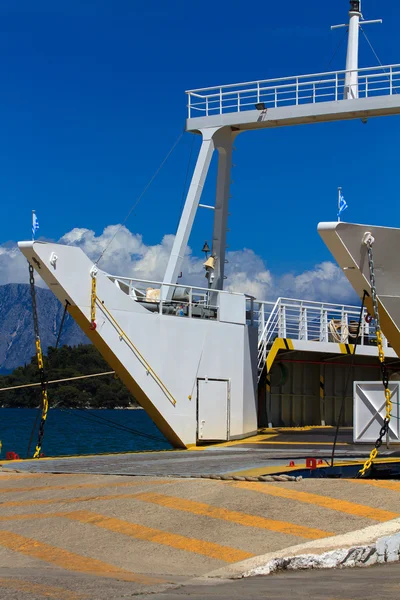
xmin=0 ymin=344 xmax=138 ymax=408
xmin=0 ymin=283 xmax=88 ymax=371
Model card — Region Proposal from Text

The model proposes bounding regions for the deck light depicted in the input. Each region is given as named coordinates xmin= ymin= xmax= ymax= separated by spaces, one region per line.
xmin=255 ymin=102 xmax=265 ymax=110
xmin=350 ymin=1 xmax=360 ymax=13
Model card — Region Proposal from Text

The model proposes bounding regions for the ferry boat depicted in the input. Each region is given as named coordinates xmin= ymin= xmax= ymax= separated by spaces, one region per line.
xmin=19 ymin=1 xmax=400 ymax=448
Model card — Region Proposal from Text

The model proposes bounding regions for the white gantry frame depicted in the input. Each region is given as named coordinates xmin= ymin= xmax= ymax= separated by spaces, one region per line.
xmin=162 ymin=5 xmax=400 ymax=302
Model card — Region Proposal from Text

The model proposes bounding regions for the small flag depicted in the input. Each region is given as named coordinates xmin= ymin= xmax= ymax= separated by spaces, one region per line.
xmin=32 ymin=211 xmax=39 ymax=239
xmin=338 ymin=191 xmax=348 ymax=217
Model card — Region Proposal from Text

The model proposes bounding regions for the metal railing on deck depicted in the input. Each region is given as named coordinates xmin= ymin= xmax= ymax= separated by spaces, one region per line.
xmin=187 ymin=64 xmax=400 ymax=118
xmin=256 ymin=298 xmax=389 ymax=382
xmin=107 ymin=275 xmax=255 ymax=324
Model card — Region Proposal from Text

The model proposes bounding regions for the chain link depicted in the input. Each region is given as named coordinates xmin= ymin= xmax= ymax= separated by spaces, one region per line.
xmin=89 ymin=270 xmax=97 ymax=330
xmin=28 ymin=263 xmax=49 ymax=459
xmin=358 ymin=240 xmax=392 ymax=477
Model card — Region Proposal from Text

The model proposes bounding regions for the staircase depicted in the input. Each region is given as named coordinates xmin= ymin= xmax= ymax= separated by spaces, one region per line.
xmin=255 ymin=297 xmax=389 ymax=383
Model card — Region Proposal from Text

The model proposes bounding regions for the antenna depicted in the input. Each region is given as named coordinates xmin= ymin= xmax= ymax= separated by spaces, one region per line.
xmin=331 ymin=1 xmax=382 ymax=100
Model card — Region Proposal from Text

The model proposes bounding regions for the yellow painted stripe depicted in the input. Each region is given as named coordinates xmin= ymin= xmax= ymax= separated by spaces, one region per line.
xmin=64 ymin=510 xmax=253 ymax=563
xmin=275 ymin=426 xmax=334 ymax=431
xmin=204 ymin=435 xmax=278 ymax=448
xmin=0 ymin=447 xmax=183 ymax=463
xmin=0 ymin=530 xmax=163 ymax=584
xmin=134 ymin=492 xmax=332 ymax=540
xmin=1 ymin=490 xmax=172 ymax=509
xmin=349 ymin=479 xmax=400 ymax=492
xmin=319 ymin=376 xmax=324 ymax=399
xmin=266 ymin=338 xmax=294 ymax=373
xmin=244 ymin=441 xmax=348 ymax=446
xmin=0 ymin=577 xmax=88 ymax=600
xmin=0 ymin=479 xmax=170 ymax=495
xmin=0 ymin=473 xmax=74 ymax=481
xmin=339 ymin=343 xmax=354 ymax=355
xmin=233 ymin=482 xmax=399 ymax=522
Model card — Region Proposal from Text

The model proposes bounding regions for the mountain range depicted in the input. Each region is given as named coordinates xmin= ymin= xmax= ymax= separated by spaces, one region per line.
xmin=0 ymin=284 xmax=88 ymax=373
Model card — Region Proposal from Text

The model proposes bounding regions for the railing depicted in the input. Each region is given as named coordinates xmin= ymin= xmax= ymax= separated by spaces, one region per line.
xmin=256 ymin=298 xmax=389 ymax=382
xmin=106 ymin=276 xmax=390 ymax=383
xmin=186 ymin=64 xmax=400 ymax=118
xmin=107 ymin=275 xmax=255 ymax=324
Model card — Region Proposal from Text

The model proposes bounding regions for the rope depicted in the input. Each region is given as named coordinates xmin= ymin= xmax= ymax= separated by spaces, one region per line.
xmin=330 ymin=291 xmax=367 ymax=468
xmin=1 ymin=371 xmax=116 ymax=393
xmin=174 ymin=474 xmax=302 ymax=482
xmin=96 ymin=130 xmax=185 ymax=267
xmin=328 ymin=319 xmax=359 ymax=343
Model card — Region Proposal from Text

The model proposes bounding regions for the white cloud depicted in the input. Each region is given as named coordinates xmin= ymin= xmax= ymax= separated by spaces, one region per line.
xmin=0 ymin=225 xmax=356 ymax=303
xmin=0 ymin=245 xmax=33 ymax=286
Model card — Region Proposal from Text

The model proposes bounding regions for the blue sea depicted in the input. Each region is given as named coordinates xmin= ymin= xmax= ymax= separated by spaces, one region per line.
xmin=0 ymin=408 xmax=172 ymax=459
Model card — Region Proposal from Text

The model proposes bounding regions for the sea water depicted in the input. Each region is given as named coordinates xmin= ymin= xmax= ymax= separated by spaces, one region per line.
xmin=0 ymin=408 xmax=171 ymax=459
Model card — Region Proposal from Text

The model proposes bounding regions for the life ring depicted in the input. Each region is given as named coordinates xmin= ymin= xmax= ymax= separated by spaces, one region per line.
xmin=275 ymin=363 xmax=289 ymax=387
xmin=365 ymin=313 xmax=373 ymax=324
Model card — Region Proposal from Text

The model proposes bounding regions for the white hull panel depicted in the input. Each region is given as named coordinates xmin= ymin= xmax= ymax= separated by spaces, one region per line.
xmin=18 ymin=241 xmax=258 ymax=447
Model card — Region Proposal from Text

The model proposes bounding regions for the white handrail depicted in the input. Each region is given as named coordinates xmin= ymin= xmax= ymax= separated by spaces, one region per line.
xmin=187 ymin=64 xmax=400 ymax=118
xmin=186 ymin=64 xmax=400 ymax=94
xmin=255 ymin=297 xmax=390 ymax=382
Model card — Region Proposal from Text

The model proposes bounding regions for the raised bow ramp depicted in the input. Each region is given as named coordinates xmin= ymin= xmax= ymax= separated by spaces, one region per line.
xmin=318 ymin=221 xmax=400 ymax=357
xmin=18 ymin=241 xmax=258 ymax=448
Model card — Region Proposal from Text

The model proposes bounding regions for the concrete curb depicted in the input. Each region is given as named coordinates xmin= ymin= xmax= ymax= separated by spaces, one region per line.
xmin=203 ymin=518 xmax=400 ymax=580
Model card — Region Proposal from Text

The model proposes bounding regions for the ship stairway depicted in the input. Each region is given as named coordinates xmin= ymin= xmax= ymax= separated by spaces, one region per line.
xmin=256 ymin=298 xmax=396 ymax=384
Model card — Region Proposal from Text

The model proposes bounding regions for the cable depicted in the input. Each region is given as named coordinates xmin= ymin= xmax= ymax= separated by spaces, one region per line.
xmin=175 ymin=134 xmax=196 ymax=231
xmin=330 ymin=291 xmax=367 ymax=468
xmin=360 ymin=27 xmax=385 ymax=69
xmin=360 ymin=27 xmax=398 ymax=93
xmin=96 ymin=130 xmax=185 ymax=267
xmin=327 ymin=28 xmax=349 ymax=70
xmin=55 ymin=301 xmax=70 ymax=349
xmin=58 ymin=406 xmax=166 ymax=444
xmin=313 ymin=28 xmax=349 ymax=96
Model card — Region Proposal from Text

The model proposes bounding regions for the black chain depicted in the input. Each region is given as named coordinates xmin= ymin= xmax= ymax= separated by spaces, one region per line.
xmin=357 ymin=237 xmax=392 ymax=477
xmin=29 ymin=264 xmax=40 ymax=339
xmin=28 ymin=262 xmax=49 ymax=458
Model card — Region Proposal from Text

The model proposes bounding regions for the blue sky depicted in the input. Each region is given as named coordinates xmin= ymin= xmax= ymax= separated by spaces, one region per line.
xmin=1 ymin=0 xmax=399 ymax=292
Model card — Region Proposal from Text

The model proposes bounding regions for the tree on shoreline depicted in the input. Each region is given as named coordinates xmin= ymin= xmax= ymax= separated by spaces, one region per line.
xmin=0 ymin=345 xmax=138 ymax=409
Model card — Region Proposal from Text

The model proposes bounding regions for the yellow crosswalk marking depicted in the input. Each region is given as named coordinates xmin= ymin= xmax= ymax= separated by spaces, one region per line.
xmin=0 ymin=530 xmax=164 ymax=584
xmin=134 ymin=492 xmax=332 ymax=539
xmin=232 ymin=482 xmax=399 ymax=521
xmin=349 ymin=479 xmax=400 ymax=493
xmin=0 ymin=479 xmax=170 ymax=495
xmin=64 ymin=510 xmax=253 ymax=563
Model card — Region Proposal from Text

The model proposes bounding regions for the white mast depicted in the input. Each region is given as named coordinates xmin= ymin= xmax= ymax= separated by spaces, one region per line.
xmin=331 ymin=1 xmax=382 ymax=101
xmin=345 ymin=1 xmax=362 ymax=99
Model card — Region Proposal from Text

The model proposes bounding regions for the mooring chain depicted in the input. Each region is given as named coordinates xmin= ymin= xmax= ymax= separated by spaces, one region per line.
xmin=28 ymin=263 xmax=49 ymax=459
xmin=89 ymin=267 xmax=97 ymax=330
xmin=358 ymin=234 xmax=392 ymax=477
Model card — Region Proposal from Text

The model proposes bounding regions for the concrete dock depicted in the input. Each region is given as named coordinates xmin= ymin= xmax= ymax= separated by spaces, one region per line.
xmin=1 ymin=453 xmax=400 ymax=598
